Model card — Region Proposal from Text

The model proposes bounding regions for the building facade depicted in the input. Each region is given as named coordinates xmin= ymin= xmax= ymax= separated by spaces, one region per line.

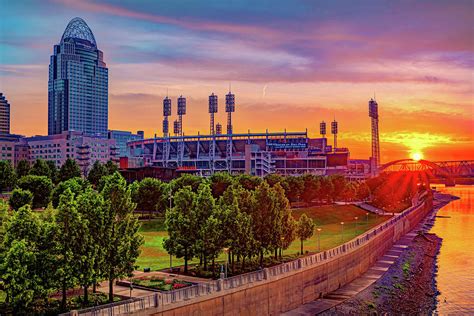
xmin=127 ymin=131 xmax=349 ymax=177
xmin=25 ymin=131 xmax=117 ymax=173
xmin=108 ymin=130 xmax=144 ymax=157
xmin=48 ymin=17 xmax=108 ymax=137
xmin=0 ymin=93 xmax=10 ymax=134
xmin=0 ymin=134 xmax=28 ymax=166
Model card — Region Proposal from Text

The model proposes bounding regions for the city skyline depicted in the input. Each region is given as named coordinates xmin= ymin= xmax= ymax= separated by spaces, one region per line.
xmin=1 ymin=0 xmax=473 ymax=162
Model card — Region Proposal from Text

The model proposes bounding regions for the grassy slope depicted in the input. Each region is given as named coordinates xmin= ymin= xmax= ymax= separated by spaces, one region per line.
xmin=136 ymin=205 xmax=390 ymax=271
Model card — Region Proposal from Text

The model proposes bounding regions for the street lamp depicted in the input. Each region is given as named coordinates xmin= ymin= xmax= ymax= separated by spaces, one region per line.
xmin=354 ymin=216 xmax=358 ymax=232
xmin=366 ymin=212 xmax=369 ymax=226
xmin=316 ymin=228 xmax=322 ymax=252
xmin=169 ymin=191 xmax=173 ymax=272
xmin=223 ymin=247 xmax=229 ymax=278
xmin=280 ymin=237 xmax=285 ymax=259
xmin=340 ymin=222 xmax=345 ymax=243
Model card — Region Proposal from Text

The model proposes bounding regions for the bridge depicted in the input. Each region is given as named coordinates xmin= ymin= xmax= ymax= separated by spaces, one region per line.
xmin=379 ymin=159 xmax=474 ymax=186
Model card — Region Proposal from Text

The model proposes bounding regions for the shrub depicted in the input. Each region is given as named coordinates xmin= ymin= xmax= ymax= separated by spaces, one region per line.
xmin=17 ymin=175 xmax=53 ymax=209
xmin=9 ymin=188 xmax=33 ymax=211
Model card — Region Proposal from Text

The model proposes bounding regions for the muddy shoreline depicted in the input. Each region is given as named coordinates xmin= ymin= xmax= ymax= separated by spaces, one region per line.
xmin=320 ymin=193 xmax=456 ymax=315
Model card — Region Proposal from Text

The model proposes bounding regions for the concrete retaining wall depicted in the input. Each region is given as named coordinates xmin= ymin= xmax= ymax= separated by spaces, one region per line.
xmin=145 ymin=199 xmax=432 ymax=316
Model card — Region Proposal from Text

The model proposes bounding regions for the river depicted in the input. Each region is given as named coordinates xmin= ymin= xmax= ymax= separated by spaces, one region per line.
xmin=430 ymin=185 xmax=474 ymax=314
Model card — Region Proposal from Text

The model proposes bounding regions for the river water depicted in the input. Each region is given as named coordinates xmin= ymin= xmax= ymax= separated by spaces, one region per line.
xmin=430 ymin=185 xmax=474 ymax=314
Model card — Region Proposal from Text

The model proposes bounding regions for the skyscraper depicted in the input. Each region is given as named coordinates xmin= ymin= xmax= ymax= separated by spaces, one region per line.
xmin=48 ymin=17 xmax=108 ymax=137
xmin=0 ymin=93 xmax=10 ymax=134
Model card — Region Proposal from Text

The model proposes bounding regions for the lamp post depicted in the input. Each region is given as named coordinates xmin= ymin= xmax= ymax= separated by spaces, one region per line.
xmin=169 ymin=191 xmax=173 ymax=272
xmin=280 ymin=236 xmax=285 ymax=259
xmin=354 ymin=216 xmax=358 ymax=233
xmin=223 ymin=247 xmax=229 ymax=278
xmin=366 ymin=212 xmax=369 ymax=226
xmin=316 ymin=228 xmax=322 ymax=252
xmin=340 ymin=222 xmax=345 ymax=243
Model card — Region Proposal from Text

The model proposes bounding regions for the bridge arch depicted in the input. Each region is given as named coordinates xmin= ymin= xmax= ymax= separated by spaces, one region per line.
xmin=379 ymin=159 xmax=455 ymax=185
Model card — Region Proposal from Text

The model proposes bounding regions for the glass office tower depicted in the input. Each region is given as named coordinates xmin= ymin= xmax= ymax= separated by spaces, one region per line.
xmin=48 ymin=17 xmax=108 ymax=137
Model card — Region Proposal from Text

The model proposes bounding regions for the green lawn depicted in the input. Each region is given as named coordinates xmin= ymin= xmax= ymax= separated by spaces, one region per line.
xmin=136 ymin=205 xmax=391 ymax=271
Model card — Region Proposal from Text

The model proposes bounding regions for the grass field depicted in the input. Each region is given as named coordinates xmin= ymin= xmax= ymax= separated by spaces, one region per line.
xmin=136 ymin=204 xmax=391 ymax=271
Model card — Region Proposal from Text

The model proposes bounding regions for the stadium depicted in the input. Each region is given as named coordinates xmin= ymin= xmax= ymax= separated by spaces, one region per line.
xmin=126 ymin=92 xmax=349 ymax=177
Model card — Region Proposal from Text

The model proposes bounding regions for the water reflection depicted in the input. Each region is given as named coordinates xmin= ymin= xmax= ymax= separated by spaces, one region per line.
xmin=430 ymin=185 xmax=474 ymax=314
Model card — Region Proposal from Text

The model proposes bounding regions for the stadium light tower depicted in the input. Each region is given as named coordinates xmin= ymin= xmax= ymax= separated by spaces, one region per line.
xmin=226 ymin=88 xmax=235 ymax=173
xmin=162 ymin=96 xmax=172 ymax=166
xmin=369 ymin=98 xmax=380 ymax=175
xmin=331 ymin=119 xmax=338 ymax=150
xmin=177 ymin=96 xmax=186 ymax=166
xmin=209 ymin=93 xmax=218 ymax=174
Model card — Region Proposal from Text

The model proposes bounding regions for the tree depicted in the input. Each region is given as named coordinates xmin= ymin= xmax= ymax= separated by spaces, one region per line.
xmin=273 ymin=183 xmax=296 ymax=258
xmin=59 ymin=158 xmax=81 ymax=182
xmin=51 ymin=177 xmax=88 ymax=208
xmin=301 ymin=174 xmax=320 ymax=204
xmin=0 ymin=199 xmax=9 ymax=250
xmin=236 ymin=174 xmax=262 ymax=191
xmin=193 ymin=184 xmax=217 ymax=270
xmin=76 ymin=188 xmax=107 ymax=303
xmin=280 ymin=216 xmax=297 ymax=258
xmin=17 ymin=175 xmax=53 ymax=209
xmin=55 ymin=188 xmax=85 ymax=310
xmin=163 ymin=186 xmax=196 ymax=273
xmin=199 ymin=212 xmax=223 ymax=275
xmin=209 ymin=172 xmax=233 ymax=198
xmin=1 ymin=205 xmax=46 ymax=311
xmin=283 ymin=175 xmax=304 ymax=202
xmin=356 ymin=181 xmax=371 ymax=201
xmin=230 ymin=209 xmax=256 ymax=272
xmin=251 ymin=182 xmax=281 ymax=266
xmin=87 ymin=160 xmax=108 ymax=186
xmin=264 ymin=173 xmax=284 ymax=187
xmin=133 ymin=178 xmax=167 ymax=213
xmin=16 ymin=160 xmax=30 ymax=178
xmin=170 ymin=174 xmax=203 ymax=193
xmin=0 ymin=160 xmax=16 ymax=192
xmin=2 ymin=240 xmax=39 ymax=312
xmin=30 ymin=159 xmax=51 ymax=178
xmin=318 ymin=176 xmax=334 ymax=203
xmin=101 ymin=172 xmax=143 ymax=302
xmin=296 ymin=213 xmax=315 ymax=254
xmin=46 ymin=160 xmax=59 ymax=184
xmin=330 ymin=175 xmax=348 ymax=201
xmin=105 ymin=160 xmax=118 ymax=175
xmin=9 ymin=188 xmax=33 ymax=211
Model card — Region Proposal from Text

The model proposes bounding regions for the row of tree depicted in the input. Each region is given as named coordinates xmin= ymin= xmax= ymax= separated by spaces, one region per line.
xmin=4 ymin=160 xmax=119 ymax=211
xmin=163 ymin=180 xmax=316 ymax=275
xmin=0 ymin=172 xmax=143 ymax=312
xmin=0 ymin=158 xmax=118 ymax=192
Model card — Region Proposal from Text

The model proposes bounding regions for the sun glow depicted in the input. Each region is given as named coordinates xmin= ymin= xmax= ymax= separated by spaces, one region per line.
xmin=411 ymin=152 xmax=423 ymax=161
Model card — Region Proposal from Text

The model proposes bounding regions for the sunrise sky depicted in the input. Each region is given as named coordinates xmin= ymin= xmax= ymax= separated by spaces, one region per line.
xmin=1 ymin=0 xmax=473 ymax=162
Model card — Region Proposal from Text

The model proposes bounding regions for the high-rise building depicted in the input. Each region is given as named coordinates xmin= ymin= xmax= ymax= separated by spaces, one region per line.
xmin=48 ymin=17 xmax=108 ymax=137
xmin=108 ymin=130 xmax=144 ymax=157
xmin=0 ymin=93 xmax=10 ymax=134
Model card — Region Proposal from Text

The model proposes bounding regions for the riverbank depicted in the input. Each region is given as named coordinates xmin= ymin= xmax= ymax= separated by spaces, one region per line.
xmin=320 ymin=191 xmax=455 ymax=315
xmin=320 ymin=233 xmax=441 ymax=315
